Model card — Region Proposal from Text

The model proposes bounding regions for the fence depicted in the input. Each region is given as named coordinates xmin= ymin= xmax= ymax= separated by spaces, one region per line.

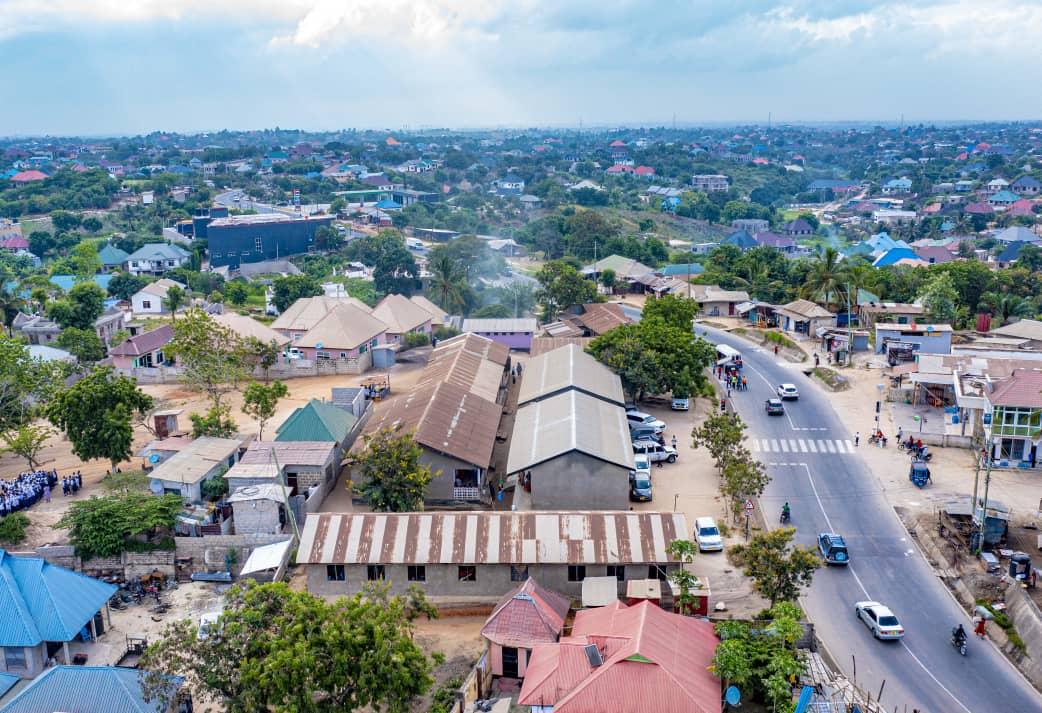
xmin=32 ymin=545 xmax=176 ymax=581
xmin=454 ymin=651 xmax=493 ymax=713
xmin=118 ymin=356 xmax=372 ymax=384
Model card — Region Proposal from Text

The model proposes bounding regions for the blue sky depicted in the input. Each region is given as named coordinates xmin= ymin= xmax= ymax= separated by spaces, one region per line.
xmin=2 ymin=0 xmax=1042 ymax=136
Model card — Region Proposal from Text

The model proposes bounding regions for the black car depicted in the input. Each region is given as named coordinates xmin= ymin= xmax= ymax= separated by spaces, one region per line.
xmin=629 ymin=473 xmax=653 ymax=502
xmin=765 ymin=398 xmax=785 ymax=415
xmin=818 ymin=532 xmax=849 ymax=565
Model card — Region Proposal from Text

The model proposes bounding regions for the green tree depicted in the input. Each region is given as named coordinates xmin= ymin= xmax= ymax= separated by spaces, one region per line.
xmin=314 ymin=225 xmax=341 ymax=251
xmin=801 ymin=246 xmax=845 ymax=308
xmin=45 ymin=366 xmax=153 ymax=472
xmin=472 ymin=304 xmax=511 ymax=319
xmin=224 ymin=280 xmax=250 ymax=306
xmin=56 ymin=492 xmax=182 ymax=558
xmin=81 ymin=216 xmax=103 ymax=233
xmin=666 ymin=539 xmax=699 ymax=615
xmin=499 ymin=281 xmax=536 ymax=318
xmin=1 ymin=423 xmax=53 ymax=470
xmin=918 ymin=271 xmax=960 ymax=324
xmin=107 ymin=272 xmax=150 ymax=301
xmin=691 ymin=413 xmax=747 ymax=472
xmin=66 ymin=241 xmax=102 ymax=277
xmin=0 ymin=512 xmax=29 ymax=546
xmin=56 ymin=327 xmax=106 ymax=362
xmin=271 ymin=274 xmax=323 ymax=313
xmin=242 ymin=380 xmax=288 ymax=439
xmin=47 ymin=281 xmax=106 ymax=330
xmin=599 ymin=268 xmax=617 ymax=292
xmin=728 ymin=528 xmax=821 ymax=606
xmin=169 ymin=309 xmax=249 ymax=410
xmin=189 ymin=405 xmax=238 ymax=438
xmin=427 ymin=252 xmax=471 ymax=315
xmin=563 ymin=210 xmax=618 ymax=259
xmin=163 ymin=284 xmax=187 ymax=318
xmin=720 ymin=449 xmax=771 ymax=523
xmin=642 ymin=293 xmax=698 ymax=331
xmin=355 ymin=426 xmax=438 ymax=512
xmin=535 ymin=259 xmax=597 ymax=320
xmin=0 ymin=336 xmax=61 ymax=432
xmin=50 ymin=210 xmax=82 ymax=233
xmin=1015 ymin=243 xmax=1042 ymax=272
xmin=979 ymin=291 xmax=1033 ymax=325
xmin=346 ymin=230 xmax=420 ymax=295
xmin=140 ymin=581 xmax=436 ymax=713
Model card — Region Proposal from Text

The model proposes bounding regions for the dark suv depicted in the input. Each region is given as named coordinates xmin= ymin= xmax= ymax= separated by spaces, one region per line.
xmin=817 ymin=532 xmax=849 ymax=565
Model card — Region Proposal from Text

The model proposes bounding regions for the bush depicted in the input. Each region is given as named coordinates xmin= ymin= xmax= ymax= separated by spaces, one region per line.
xmin=201 ymin=475 xmax=229 ymax=501
xmin=433 ymin=326 xmax=460 ymax=341
xmin=0 ymin=512 xmax=30 ymax=546
xmin=429 ymin=677 xmax=464 ymax=713
xmin=402 ymin=332 xmax=431 ymax=350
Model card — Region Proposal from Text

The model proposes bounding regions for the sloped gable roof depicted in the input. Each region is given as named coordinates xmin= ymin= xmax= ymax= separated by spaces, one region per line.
xmin=0 ymin=665 xmax=181 ymax=713
xmin=126 ymin=243 xmax=189 ymax=261
xmin=294 ymin=302 xmax=387 ymax=350
xmin=270 ymin=295 xmax=372 ymax=332
xmin=108 ymin=324 xmax=173 ymax=357
xmin=275 ymin=400 xmax=356 ymax=443
xmin=97 ymin=244 xmax=130 ymax=265
xmin=481 ymin=578 xmax=571 ymax=648
xmin=371 ymin=293 xmax=433 ymax=333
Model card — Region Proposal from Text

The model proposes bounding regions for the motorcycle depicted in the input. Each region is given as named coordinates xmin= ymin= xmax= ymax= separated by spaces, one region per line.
xmin=951 ymin=631 xmax=967 ymax=656
xmin=910 ymin=446 xmax=933 ymax=462
xmin=780 ymin=509 xmax=791 ymax=524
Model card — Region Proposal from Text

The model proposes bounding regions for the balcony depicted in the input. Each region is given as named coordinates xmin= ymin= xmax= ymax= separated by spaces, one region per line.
xmin=453 ymin=486 xmax=481 ymax=501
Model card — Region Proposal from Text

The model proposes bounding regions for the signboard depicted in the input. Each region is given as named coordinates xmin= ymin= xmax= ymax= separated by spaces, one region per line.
xmin=744 ymin=499 xmax=754 ymax=512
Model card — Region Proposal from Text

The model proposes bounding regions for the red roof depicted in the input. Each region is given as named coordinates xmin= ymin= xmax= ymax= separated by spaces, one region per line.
xmin=519 ymin=601 xmax=720 ymax=713
xmin=609 ymin=140 xmax=627 ymax=147
xmin=10 ymin=170 xmax=47 ymax=182
xmin=989 ymin=369 xmax=1042 ymax=408
xmin=1008 ymin=199 xmax=1035 ymax=217
xmin=385 ymin=136 xmax=401 ymax=146
xmin=634 ymin=166 xmax=655 ymax=175
xmin=964 ymin=201 xmax=994 ymax=215
xmin=481 ymin=579 xmax=570 ymax=648
xmin=606 ymin=165 xmax=634 ymax=174
xmin=0 ymin=236 xmax=29 ymax=250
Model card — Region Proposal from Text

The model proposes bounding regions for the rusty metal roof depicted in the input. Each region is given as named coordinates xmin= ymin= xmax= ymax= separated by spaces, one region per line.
xmin=240 ymin=441 xmax=337 ymax=468
xmin=435 ymin=332 xmax=510 ymax=365
xmin=518 ymin=344 xmax=625 ymax=407
xmin=420 ymin=337 xmax=506 ymax=402
xmin=530 ymin=337 xmax=593 ymax=356
xmin=576 ymin=303 xmax=632 ymax=336
xmin=297 ymin=511 xmax=688 ymax=565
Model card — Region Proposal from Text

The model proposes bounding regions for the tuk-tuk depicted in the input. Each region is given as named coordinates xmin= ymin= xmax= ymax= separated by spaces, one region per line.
xmin=909 ymin=460 xmax=931 ymax=488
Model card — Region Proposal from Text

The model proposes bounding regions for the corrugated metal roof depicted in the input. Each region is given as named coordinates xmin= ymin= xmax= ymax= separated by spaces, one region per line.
xmin=240 ymin=440 xmax=337 ymax=468
xmin=0 ymin=550 xmax=117 ymax=647
xmin=296 ymin=511 xmax=686 ymax=566
xmin=0 ymin=673 xmax=17 ymax=698
xmin=372 ymin=294 xmax=433 ymax=333
xmin=146 ymin=436 xmax=241 ymax=486
xmin=227 ymin=484 xmax=287 ymax=504
xmin=518 ymin=344 xmax=625 ymax=407
xmin=507 ymin=390 xmax=635 ymax=474
xmin=223 ymin=461 xmax=280 ymax=480
xmin=531 ymin=337 xmax=593 ymax=356
xmin=0 ymin=666 xmax=181 ymax=713
xmin=481 ymin=578 xmax=571 ymax=648
xmin=275 ymin=400 xmax=356 ymax=444
xmin=462 ymin=317 xmax=538 ymax=334
xmin=575 ymin=303 xmax=632 ymax=336
xmin=420 ymin=340 xmax=505 ymax=403
xmin=434 ymin=332 xmax=510 ymax=365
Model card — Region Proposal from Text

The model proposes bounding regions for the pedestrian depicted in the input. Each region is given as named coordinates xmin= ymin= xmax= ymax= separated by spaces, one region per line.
xmin=854 ymin=431 xmax=860 ymax=447
xmin=741 ymin=375 xmax=747 ymax=391
xmin=774 ymin=344 xmax=779 ymax=355
xmin=897 ymin=426 xmax=903 ymax=443
xmin=43 ymin=485 xmax=50 ymax=503
xmin=974 ymin=616 xmax=987 ymax=639
xmin=814 ymin=353 xmax=820 ymax=367
xmin=727 ymin=385 xmax=732 ymax=398
xmin=671 ymin=434 xmax=678 ymax=450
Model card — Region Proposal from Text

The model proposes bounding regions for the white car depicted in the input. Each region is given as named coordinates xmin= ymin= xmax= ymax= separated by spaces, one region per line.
xmin=777 ymin=383 xmax=800 ymax=400
xmin=855 ymin=601 xmax=905 ymax=640
xmin=694 ymin=516 xmax=724 ymax=552
xmin=626 ymin=410 xmax=666 ymax=433
xmin=632 ymin=439 xmax=678 ymax=463
xmin=632 ymin=454 xmax=652 ymax=478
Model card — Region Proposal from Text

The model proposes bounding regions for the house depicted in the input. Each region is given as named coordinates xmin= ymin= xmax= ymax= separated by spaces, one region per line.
xmin=360 ymin=334 xmax=508 ymax=503
xmin=109 ymin=324 xmax=174 ymax=369
xmin=690 ymin=285 xmax=750 ymax=317
xmin=210 ymin=312 xmax=290 ymax=351
xmin=987 ymin=177 xmax=1010 ymax=193
xmin=270 ymin=295 xmax=372 ymax=338
xmin=984 ymin=368 xmax=1042 ymax=468
xmin=8 ymin=171 xmax=47 ymax=183
xmin=517 ymin=344 xmax=625 ymax=408
xmin=988 ymin=190 xmax=1020 ymax=208
xmin=882 ymin=177 xmax=913 ymax=194
xmin=875 ymin=323 xmax=953 ymax=355
xmin=518 ymin=600 xmax=720 ymax=713
xmin=292 ymin=302 xmax=388 ymax=368
xmin=1011 ymin=176 xmax=1042 ymax=196
xmin=131 ymin=278 xmax=186 ymax=315
xmin=581 ymin=255 xmax=654 ymax=289
xmin=226 ymin=484 xmax=288 ymax=536
xmin=275 ymin=400 xmax=358 ymax=471
xmin=494 ymin=174 xmax=526 ymax=197
xmin=994 ymin=226 xmax=1039 ymax=243
xmin=97 ymin=244 xmax=130 ymax=272
xmin=1007 ymin=199 xmax=1035 ymax=218
xmin=782 ymin=218 xmax=815 ymax=237
xmin=569 ymin=303 xmax=633 ymax=336
xmin=775 ymin=299 xmax=836 ymax=336
xmin=462 ymin=318 xmax=537 ymax=350
xmin=964 ymin=201 xmax=994 ymax=215
xmin=872 ymin=246 xmax=919 ymax=267
xmin=872 ymin=209 xmax=918 ymax=226
xmin=147 ymin=436 xmax=242 ymax=503
xmin=995 ymin=241 xmax=1035 ymax=268
xmin=229 ymin=440 xmax=339 ymax=497
xmin=0 ymin=549 xmax=117 ymax=678
xmin=12 ymin=306 xmax=124 ymax=348
xmin=914 ymin=246 xmax=957 ymax=265
xmin=722 ymin=230 xmax=758 ymax=251
xmin=858 ymin=302 xmax=924 ymax=329
xmin=296 ymin=511 xmax=688 ymax=599
xmin=753 ymin=230 xmax=797 ymax=252
xmin=990 ymin=318 xmax=1042 ymax=346
xmin=124 ymin=243 xmax=190 ymax=276
xmin=691 ymin=174 xmax=729 ymax=192
xmin=371 ymin=294 xmax=433 ymax=343
xmin=0 ymin=665 xmax=185 ymax=712
xmin=482 ymin=579 xmax=571 ymax=679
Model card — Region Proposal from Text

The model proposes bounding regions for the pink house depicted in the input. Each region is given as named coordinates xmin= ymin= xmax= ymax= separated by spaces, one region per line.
xmin=370 ymin=294 xmax=433 ymax=343
xmin=109 ymin=324 xmax=174 ymax=369
xmin=481 ymin=578 xmax=570 ymax=679
xmin=293 ymin=302 xmax=388 ymax=361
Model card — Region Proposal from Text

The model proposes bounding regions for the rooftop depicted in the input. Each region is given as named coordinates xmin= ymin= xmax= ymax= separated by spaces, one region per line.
xmin=108 ymin=324 xmax=174 ymax=357
xmin=275 ymin=400 xmax=356 ymax=444
xmin=294 ymin=302 xmax=387 ymax=350
xmin=481 ymin=578 xmax=571 ymax=649
xmin=989 ymin=369 xmax=1042 ymax=408
xmin=518 ymin=344 xmax=625 ymax=407
xmin=371 ymin=293 xmax=434 ymax=333
xmin=147 ymin=436 xmax=242 ymax=485
xmin=0 ymin=666 xmax=181 ymax=713
xmin=462 ymin=317 xmax=538 ymax=333
xmin=239 ymin=440 xmax=337 ymax=468
xmin=208 ymin=212 xmax=333 ymax=227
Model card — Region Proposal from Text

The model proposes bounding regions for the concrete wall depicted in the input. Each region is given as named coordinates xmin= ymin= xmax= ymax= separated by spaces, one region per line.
xmin=231 ymin=499 xmax=283 ymax=535
xmin=33 ymin=545 xmax=176 ymax=581
xmin=876 ymin=330 xmax=952 ymax=355
xmin=469 ymin=330 xmax=533 ymax=351
xmin=1000 ymin=579 xmax=1042 ymax=686
xmin=174 ymin=533 xmax=293 ymax=576
xmin=119 ymin=356 xmax=378 ymax=383
xmin=528 ymin=451 xmax=630 ymax=511
xmin=306 ymin=561 xmax=675 ymax=600
xmin=0 ymin=643 xmax=46 ymax=678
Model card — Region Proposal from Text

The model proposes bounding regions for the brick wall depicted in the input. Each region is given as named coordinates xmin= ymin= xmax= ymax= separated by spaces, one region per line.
xmin=174 ymin=533 xmax=293 ymax=576
xmin=33 ymin=546 xmax=176 ymax=581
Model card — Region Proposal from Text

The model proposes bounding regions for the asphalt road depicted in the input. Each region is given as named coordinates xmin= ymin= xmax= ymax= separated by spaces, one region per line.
xmin=700 ymin=325 xmax=1042 ymax=713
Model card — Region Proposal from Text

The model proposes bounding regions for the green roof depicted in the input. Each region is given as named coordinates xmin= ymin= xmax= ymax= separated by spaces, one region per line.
xmin=97 ymin=244 xmax=130 ymax=266
xmin=275 ymin=400 xmax=356 ymax=443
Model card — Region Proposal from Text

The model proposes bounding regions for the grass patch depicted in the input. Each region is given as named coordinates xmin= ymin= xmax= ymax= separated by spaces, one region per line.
xmin=975 ymin=600 xmax=1026 ymax=652
xmin=812 ymin=367 xmax=849 ymax=391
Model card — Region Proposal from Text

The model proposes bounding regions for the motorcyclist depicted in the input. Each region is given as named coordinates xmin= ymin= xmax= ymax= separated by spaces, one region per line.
xmin=952 ymin=624 xmax=967 ymax=646
xmin=781 ymin=502 xmax=791 ymax=522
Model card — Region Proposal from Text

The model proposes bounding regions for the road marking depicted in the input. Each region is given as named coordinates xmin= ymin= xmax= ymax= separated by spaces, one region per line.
xmin=807 ymin=440 xmax=818 ymax=453
xmin=825 ymin=440 xmax=837 ymax=453
xmin=835 ymin=440 xmax=848 ymax=453
xmin=845 ymin=439 xmax=855 ymax=451
xmin=798 ymin=440 xmax=808 ymax=452
xmin=788 ymin=438 xmax=799 ymax=451
xmin=771 ymin=439 xmax=780 ymax=451
xmin=754 ymin=438 xmax=859 ymax=455
xmin=816 ymin=439 xmax=828 ymax=451
xmin=762 ymin=439 xmax=770 ymax=452
xmin=780 ymin=440 xmax=790 ymax=452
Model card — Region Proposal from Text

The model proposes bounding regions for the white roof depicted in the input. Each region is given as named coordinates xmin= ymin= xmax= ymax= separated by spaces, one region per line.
xmin=582 ymin=576 xmax=620 ymax=607
xmin=227 ymin=483 xmax=288 ymax=504
xmin=462 ymin=317 xmax=538 ymax=333
xmin=239 ymin=539 xmax=293 ymax=576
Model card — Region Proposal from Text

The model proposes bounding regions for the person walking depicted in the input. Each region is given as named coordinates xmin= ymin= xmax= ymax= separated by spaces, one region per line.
xmin=671 ymin=434 xmax=678 ymax=450
xmin=974 ymin=615 xmax=987 ymax=639
xmin=854 ymin=431 xmax=860 ymax=447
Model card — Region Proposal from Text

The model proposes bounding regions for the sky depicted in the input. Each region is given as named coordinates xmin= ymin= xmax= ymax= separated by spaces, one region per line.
xmin=2 ymin=0 xmax=1042 ymax=136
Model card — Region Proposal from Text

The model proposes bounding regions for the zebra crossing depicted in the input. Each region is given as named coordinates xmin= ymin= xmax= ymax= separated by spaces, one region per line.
xmin=749 ymin=437 xmax=856 ymax=455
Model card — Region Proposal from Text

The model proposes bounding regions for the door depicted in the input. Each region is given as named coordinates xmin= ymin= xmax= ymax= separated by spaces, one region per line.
xmin=502 ymin=647 xmax=519 ymax=678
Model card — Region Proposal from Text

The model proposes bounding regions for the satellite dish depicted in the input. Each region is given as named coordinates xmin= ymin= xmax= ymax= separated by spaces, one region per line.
xmin=725 ymin=686 xmax=741 ymax=705
xmin=148 ymin=454 xmax=160 ymax=464
xmin=926 ymin=325 xmax=934 ymax=333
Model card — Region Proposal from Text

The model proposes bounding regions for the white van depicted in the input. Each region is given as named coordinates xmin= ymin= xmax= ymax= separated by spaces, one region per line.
xmin=694 ymin=517 xmax=724 ymax=552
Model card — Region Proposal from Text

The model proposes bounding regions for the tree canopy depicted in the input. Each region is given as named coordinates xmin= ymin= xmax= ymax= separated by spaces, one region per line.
xmin=242 ymin=380 xmax=288 ymax=439
xmin=46 ymin=281 xmax=106 ymax=330
xmin=169 ymin=309 xmax=250 ymax=409
xmin=535 ymin=259 xmax=597 ymax=320
xmin=355 ymin=426 xmax=438 ymax=512
xmin=728 ymin=528 xmax=821 ymax=607
xmin=57 ymin=492 xmax=182 ymax=559
xmin=346 ymin=230 xmax=420 ymax=295
xmin=271 ymin=273 xmax=323 ymax=313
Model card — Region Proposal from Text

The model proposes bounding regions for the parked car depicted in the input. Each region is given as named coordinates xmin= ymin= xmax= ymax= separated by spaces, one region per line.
xmin=632 ymin=439 xmax=678 ymax=463
xmin=777 ymin=383 xmax=800 ymax=400
xmin=629 ymin=473 xmax=653 ymax=502
xmin=632 ymin=454 xmax=651 ymax=477
xmin=817 ymin=532 xmax=849 ymax=565
xmin=630 ymin=425 xmax=661 ymax=442
xmin=765 ymin=398 xmax=785 ymax=415
xmin=694 ymin=516 xmax=723 ymax=552
xmin=671 ymin=396 xmax=690 ymax=411
xmin=626 ymin=409 xmax=666 ymax=433
xmin=855 ymin=601 xmax=905 ymax=640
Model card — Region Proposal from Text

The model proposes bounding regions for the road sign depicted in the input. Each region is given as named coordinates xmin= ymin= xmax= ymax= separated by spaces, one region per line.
xmin=744 ymin=499 xmax=754 ymax=512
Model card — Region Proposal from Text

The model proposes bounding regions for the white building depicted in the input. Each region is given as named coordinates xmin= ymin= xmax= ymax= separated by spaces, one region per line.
xmin=131 ymin=278 xmax=186 ymax=315
xmin=691 ymin=174 xmax=729 ymax=192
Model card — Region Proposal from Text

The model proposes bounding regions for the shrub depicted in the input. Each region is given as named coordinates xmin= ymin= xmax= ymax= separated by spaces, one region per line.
xmin=433 ymin=326 xmax=460 ymax=341
xmin=0 ymin=512 xmax=30 ymax=546
xmin=402 ymin=332 xmax=431 ymax=350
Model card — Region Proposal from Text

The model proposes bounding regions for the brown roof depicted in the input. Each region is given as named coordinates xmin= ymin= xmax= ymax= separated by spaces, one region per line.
xmin=409 ymin=295 xmax=448 ymax=326
xmin=295 ymin=302 xmax=388 ymax=350
xmin=988 ymin=369 xmax=1042 ymax=408
xmin=434 ymin=332 xmax=510 ymax=365
xmin=777 ymin=299 xmax=834 ymax=319
xmin=211 ymin=312 xmax=290 ymax=346
xmin=270 ymin=295 xmax=371 ymax=333
xmin=109 ymin=324 xmax=174 ymax=357
xmin=576 ymin=303 xmax=632 ymax=336
xmin=419 ymin=337 xmax=506 ymax=403
xmin=530 ymin=337 xmax=593 ymax=356
xmin=482 ymin=579 xmax=571 ymax=648
xmin=371 ymin=293 xmax=433 ymax=334
xmin=296 ymin=511 xmax=688 ymax=565
xmin=240 ymin=441 xmax=337 ymax=468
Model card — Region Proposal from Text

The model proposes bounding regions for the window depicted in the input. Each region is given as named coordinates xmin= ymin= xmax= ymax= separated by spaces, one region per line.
xmin=4 ymin=647 xmax=26 ymax=670
xmin=326 ymin=565 xmax=345 ymax=581
xmin=567 ymin=565 xmax=586 ymax=582
xmin=458 ymin=566 xmax=477 ymax=582
xmin=359 ymin=344 xmax=367 ymax=354
xmin=371 ymin=338 xmax=379 ymax=347
xmin=606 ymin=565 xmax=625 ymax=582
xmin=339 ymin=352 xmax=347 ymax=359
xmin=510 ymin=565 xmax=529 ymax=582
xmin=407 ymin=565 xmax=426 ymax=582
xmin=255 ymin=237 xmax=263 ymax=250
xmin=316 ymin=351 xmax=330 ymax=361
xmin=367 ymin=565 xmax=385 ymax=581
xmin=142 ymin=300 xmax=151 ymax=309
xmin=648 ymin=565 xmax=668 ymax=581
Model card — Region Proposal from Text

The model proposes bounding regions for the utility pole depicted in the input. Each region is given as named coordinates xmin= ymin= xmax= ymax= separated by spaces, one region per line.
xmin=846 ymin=283 xmax=853 ymax=367
xmin=976 ymin=440 xmax=994 ymax=554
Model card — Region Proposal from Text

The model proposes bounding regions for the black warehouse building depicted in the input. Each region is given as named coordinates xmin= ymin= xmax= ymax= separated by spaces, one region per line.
xmin=207 ymin=213 xmax=335 ymax=269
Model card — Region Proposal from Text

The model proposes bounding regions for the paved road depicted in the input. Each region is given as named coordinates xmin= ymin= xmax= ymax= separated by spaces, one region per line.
xmin=700 ymin=325 xmax=1042 ymax=713
xmin=213 ymin=189 xmax=277 ymax=214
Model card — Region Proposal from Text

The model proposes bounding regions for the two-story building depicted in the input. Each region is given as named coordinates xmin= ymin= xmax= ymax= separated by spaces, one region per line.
xmin=125 ymin=243 xmax=191 ymax=276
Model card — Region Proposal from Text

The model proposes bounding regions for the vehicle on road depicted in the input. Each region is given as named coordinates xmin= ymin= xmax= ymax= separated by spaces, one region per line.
xmin=817 ymin=532 xmax=850 ymax=565
xmin=671 ymin=396 xmax=690 ymax=411
xmin=716 ymin=343 xmax=743 ymax=369
xmin=777 ymin=383 xmax=800 ymax=400
xmin=632 ymin=454 xmax=651 ymax=477
xmin=951 ymin=626 xmax=968 ymax=656
xmin=855 ymin=601 xmax=905 ymax=640
xmin=694 ymin=516 xmax=724 ymax=552
xmin=626 ymin=409 xmax=666 ymax=433
xmin=765 ymin=398 xmax=785 ymax=415
xmin=629 ymin=472 xmax=653 ymax=502
xmin=909 ymin=460 xmax=931 ymax=488
xmin=632 ymin=439 xmax=677 ymax=463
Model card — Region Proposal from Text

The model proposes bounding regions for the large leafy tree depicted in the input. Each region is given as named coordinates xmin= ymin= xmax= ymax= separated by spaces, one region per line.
xmin=1 ymin=423 xmax=53 ymax=470
xmin=107 ymin=272 xmax=150 ymax=301
xmin=163 ymin=284 xmax=187 ymax=318
xmin=728 ymin=528 xmax=821 ymax=607
xmin=169 ymin=309 xmax=249 ymax=410
xmin=535 ymin=259 xmax=597 ymax=320
xmin=918 ymin=271 xmax=960 ymax=324
xmin=0 ymin=335 xmax=62 ymax=432
xmin=56 ymin=492 xmax=182 ymax=558
xmin=271 ymin=274 xmax=323 ymax=313
xmin=979 ymin=291 xmax=1034 ymax=325
xmin=46 ymin=281 xmax=106 ymax=330
xmin=691 ymin=412 xmax=748 ymax=473
xmin=346 ymin=230 xmax=420 ymax=295
xmin=56 ymin=326 xmax=106 ymax=362
xmin=242 ymin=380 xmax=288 ymax=439
xmin=355 ymin=426 xmax=438 ymax=512
xmin=141 ymin=581 xmax=437 ymax=713
xmin=45 ymin=365 xmax=153 ymax=472
xmin=801 ymin=246 xmax=845 ymax=308
xmin=642 ymin=294 xmax=698 ymax=331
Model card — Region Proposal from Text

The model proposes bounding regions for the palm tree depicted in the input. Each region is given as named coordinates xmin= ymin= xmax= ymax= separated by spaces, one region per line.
xmin=802 ymin=246 xmax=845 ymax=309
xmin=979 ymin=291 xmax=1033 ymax=326
xmin=163 ymin=285 xmax=186 ymax=321
xmin=427 ymin=253 xmax=469 ymax=315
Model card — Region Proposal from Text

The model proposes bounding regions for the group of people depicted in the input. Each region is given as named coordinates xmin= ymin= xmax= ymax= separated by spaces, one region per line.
xmin=0 ymin=469 xmax=85 ymax=518
xmin=717 ymin=366 xmax=747 ymax=397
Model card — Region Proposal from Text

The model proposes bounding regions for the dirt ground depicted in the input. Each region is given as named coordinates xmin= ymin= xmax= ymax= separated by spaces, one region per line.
xmin=411 ymin=615 xmax=488 ymax=712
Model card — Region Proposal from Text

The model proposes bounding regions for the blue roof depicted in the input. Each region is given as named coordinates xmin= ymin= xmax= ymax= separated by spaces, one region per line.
xmin=660 ymin=263 xmax=705 ymax=277
xmin=97 ymin=244 xmax=130 ymax=266
xmin=0 ymin=550 xmax=117 ymax=647
xmin=723 ymin=230 xmax=757 ymax=250
xmin=872 ymin=247 xmax=918 ymax=267
xmin=997 ymin=241 xmax=1033 ymax=263
xmin=989 ymin=190 xmax=1019 ymax=203
xmin=374 ymin=199 xmax=402 ymax=209
xmin=0 ymin=666 xmax=181 ymax=713
xmin=48 ymin=274 xmax=114 ymax=293
xmin=0 ymin=673 xmax=18 ymax=698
